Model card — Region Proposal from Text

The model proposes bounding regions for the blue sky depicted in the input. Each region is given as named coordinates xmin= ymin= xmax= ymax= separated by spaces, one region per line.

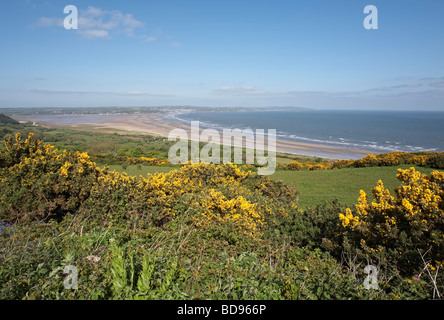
xmin=0 ymin=0 xmax=443 ymax=110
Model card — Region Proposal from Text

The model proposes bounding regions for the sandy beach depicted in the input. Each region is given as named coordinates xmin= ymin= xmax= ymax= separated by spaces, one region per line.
xmin=14 ymin=113 xmax=373 ymax=159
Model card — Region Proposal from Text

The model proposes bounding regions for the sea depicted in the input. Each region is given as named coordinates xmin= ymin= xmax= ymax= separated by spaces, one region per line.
xmin=163 ymin=110 xmax=444 ymax=159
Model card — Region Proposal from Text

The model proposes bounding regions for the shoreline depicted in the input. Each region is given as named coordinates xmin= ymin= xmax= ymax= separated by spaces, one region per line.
xmin=13 ymin=113 xmax=374 ymax=160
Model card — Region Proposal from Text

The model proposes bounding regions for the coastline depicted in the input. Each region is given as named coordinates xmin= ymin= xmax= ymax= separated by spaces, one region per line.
xmin=13 ymin=113 xmax=373 ymax=160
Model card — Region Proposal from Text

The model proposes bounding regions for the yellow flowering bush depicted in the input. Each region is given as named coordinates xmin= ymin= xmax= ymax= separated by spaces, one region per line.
xmin=282 ymin=161 xmax=332 ymax=171
xmin=277 ymin=151 xmax=442 ymax=172
xmin=85 ymin=162 xmax=296 ymax=241
xmin=0 ymin=133 xmax=101 ymax=221
xmin=331 ymin=159 xmax=355 ymax=169
xmin=126 ymin=156 xmax=170 ymax=166
xmin=287 ymin=161 xmax=303 ymax=171
xmin=340 ymin=167 xmax=444 ymax=273
xmin=0 ymin=133 xmax=299 ymax=243
xmin=193 ymin=189 xmax=264 ymax=238
xmin=307 ymin=162 xmax=332 ymax=171
xmin=332 ymin=151 xmax=444 ymax=169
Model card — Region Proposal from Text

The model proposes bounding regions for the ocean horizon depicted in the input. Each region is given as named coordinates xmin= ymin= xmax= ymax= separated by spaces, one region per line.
xmin=164 ymin=109 xmax=444 ymax=159
xmin=12 ymin=108 xmax=444 ymax=160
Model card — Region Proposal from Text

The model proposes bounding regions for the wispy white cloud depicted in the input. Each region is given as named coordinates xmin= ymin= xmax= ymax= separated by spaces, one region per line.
xmin=77 ymin=6 xmax=144 ymax=37
xmin=121 ymin=91 xmax=148 ymax=96
xmin=144 ymin=36 xmax=157 ymax=42
xmin=212 ymin=86 xmax=290 ymax=96
xmin=36 ymin=16 xmax=63 ymax=27
xmin=430 ymin=81 xmax=444 ymax=88
xmin=79 ymin=29 xmax=109 ymax=39
xmin=37 ymin=6 xmax=145 ymax=39
xmin=31 ymin=89 xmax=175 ymax=97
xmin=36 ymin=7 xmax=182 ymax=44
xmin=416 ymin=76 xmax=444 ymax=91
xmin=119 ymin=91 xmax=174 ymax=97
xmin=212 ymin=86 xmax=263 ymax=95
xmin=390 ymin=83 xmax=423 ymax=89
xmin=210 ymin=79 xmax=443 ymax=101
xmin=31 ymin=89 xmax=101 ymax=95
xmin=419 ymin=76 xmax=444 ymax=82
xmin=361 ymin=83 xmax=423 ymax=93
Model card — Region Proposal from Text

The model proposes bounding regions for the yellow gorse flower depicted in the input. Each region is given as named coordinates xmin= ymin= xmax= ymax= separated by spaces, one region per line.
xmin=193 ymin=189 xmax=264 ymax=238
xmin=339 ymin=208 xmax=360 ymax=228
xmin=340 ymin=167 xmax=444 ymax=270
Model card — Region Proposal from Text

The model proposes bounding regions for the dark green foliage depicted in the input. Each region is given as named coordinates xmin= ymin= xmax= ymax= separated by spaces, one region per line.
xmin=426 ymin=153 xmax=444 ymax=169
xmin=270 ymin=200 xmax=345 ymax=252
xmin=0 ymin=114 xmax=19 ymax=125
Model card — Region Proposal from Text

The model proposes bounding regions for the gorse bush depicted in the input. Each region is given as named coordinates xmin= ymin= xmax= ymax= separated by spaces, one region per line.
xmin=340 ymin=167 xmax=444 ymax=275
xmin=0 ymin=133 xmax=297 ymax=241
xmin=331 ymin=152 xmax=443 ymax=169
xmin=287 ymin=161 xmax=303 ymax=171
xmin=280 ymin=151 xmax=444 ymax=171
xmin=125 ymin=156 xmax=170 ymax=166
xmin=0 ymin=133 xmax=102 ymax=221
xmin=307 ymin=163 xmax=332 ymax=171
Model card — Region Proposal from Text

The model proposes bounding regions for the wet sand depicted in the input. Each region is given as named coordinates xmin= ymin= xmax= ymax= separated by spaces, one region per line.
xmin=14 ymin=113 xmax=373 ymax=159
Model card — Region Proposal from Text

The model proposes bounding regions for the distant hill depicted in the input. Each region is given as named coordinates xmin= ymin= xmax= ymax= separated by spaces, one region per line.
xmin=0 ymin=114 xmax=31 ymax=140
xmin=0 ymin=114 xmax=20 ymax=125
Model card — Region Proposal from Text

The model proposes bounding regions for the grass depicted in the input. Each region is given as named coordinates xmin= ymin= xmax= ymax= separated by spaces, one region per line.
xmin=271 ymin=165 xmax=435 ymax=209
xmin=105 ymin=164 xmax=178 ymax=176
xmin=41 ymin=128 xmax=173 ymax=160
xmin=106 ymin=163 xmax=436 ymax=209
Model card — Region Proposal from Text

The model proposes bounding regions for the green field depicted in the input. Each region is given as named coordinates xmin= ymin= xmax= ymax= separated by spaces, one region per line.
xmin=106 ymin=163 xmax=435 ymax=209
xmin=105 ymin=164 xmax=178 ymax=176
xmin=271 ymin=165 xmax=435 ymax=208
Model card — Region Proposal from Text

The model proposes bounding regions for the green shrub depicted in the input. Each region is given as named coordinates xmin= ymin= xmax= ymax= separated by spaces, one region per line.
xmin=426 ymin=153 xmax=444 ymax=169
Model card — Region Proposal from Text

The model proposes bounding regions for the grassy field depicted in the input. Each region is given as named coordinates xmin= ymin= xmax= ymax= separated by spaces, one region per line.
xmin=105 ymin=164 xmax=178 ymax=176
xmin=271 ymin=165 xmax=435 ymax=208
xmin=106 ymin=163 xmax=435 ymax=209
